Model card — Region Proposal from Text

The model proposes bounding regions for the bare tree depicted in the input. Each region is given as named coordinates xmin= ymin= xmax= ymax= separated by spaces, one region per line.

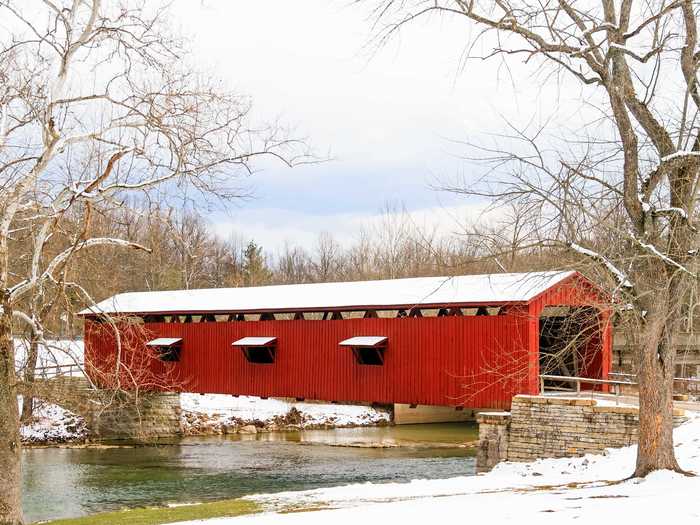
xmin=276 ymin=242 xmax=312 ymax=284
xmin=209 ymin=234 xmax=246 ymax=288
xmin=0 ymin=2 xmax=306 ymax=523
xmin=166 ymin=212 xmax=216 ymax=290
xmin=312 ymin=232 xmax=342 ymax=282
xmin=362 ymin=0 xmax=700 ymax=476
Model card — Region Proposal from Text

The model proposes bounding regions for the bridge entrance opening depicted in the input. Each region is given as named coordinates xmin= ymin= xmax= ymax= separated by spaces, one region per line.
xmin=539 ymin=306 xmax=604 ymax=391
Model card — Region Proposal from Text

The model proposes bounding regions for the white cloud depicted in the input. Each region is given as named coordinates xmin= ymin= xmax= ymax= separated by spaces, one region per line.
xmin=170 ymin=1 xmax=599 ymax=252
xmin=211 ymin=200 xmax=500 ymax=252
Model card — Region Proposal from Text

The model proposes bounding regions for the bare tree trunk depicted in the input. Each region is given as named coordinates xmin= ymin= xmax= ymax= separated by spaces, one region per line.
xmin=19 ymin=338 xmax=38 ymax=424
xmin=0 ymin=301 xmax=23 ymax=525
xmin=635 ymin=320 xmax=680 ymax=476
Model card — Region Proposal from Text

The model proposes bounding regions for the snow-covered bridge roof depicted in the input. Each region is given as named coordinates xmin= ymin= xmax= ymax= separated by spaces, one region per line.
xmin=80 ymin=270 xmax=576 ymax=316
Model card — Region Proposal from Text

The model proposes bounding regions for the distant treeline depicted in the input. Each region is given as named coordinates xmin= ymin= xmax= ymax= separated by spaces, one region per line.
xmin=8 ymin=202 xmax=595 ymax=336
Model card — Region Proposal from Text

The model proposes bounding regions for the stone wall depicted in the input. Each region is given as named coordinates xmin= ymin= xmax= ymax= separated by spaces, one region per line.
xmin=88 ymin=393 xmax=182 ymax=441
xmin=29 ymin=377 xmax=183 ymax=441
xmin=476 ymin=412 xmax=511 ymax=472
xmin=477 ymin=395 xmax=687 ymax=470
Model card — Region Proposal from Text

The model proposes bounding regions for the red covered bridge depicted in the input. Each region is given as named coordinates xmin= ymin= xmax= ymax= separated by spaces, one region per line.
xmin=80 ymin=271 xmax=611 ymax=410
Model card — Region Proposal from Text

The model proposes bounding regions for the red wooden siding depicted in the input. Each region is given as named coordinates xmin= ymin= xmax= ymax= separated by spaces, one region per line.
xmin=86 ymin=314 xmax=535 ymax=409
xmin=83 ymin=272 xmax=612 ymax=409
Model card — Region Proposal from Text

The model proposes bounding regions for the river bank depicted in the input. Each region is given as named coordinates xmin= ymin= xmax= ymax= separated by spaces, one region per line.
xmin=20 ymin=402 xmax=89 ymax=445
xmin=19 ymin=394 xmax=393 ymax=445
xmin=180 ymin=394 xmax=391 ymax=436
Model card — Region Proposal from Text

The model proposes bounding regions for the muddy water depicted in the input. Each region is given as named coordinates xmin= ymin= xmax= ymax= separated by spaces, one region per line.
xmin=22 ymin=423 xmax=477 ymax=523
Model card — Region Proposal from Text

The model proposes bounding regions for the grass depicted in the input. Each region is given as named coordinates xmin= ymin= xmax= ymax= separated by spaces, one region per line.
xmin=41 ymin=498 xmax=260 ymax=525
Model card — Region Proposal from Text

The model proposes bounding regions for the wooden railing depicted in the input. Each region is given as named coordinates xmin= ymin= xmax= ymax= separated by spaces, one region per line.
xmin=33 ymin=363 xmax=84 ymax=379
xmin=539 ymin=374 xmax=637 ymax=401
xmin=610 ymin=372 xmax=700 ymax=394
xmin=541 ymin=372 xmax=700 ymax=399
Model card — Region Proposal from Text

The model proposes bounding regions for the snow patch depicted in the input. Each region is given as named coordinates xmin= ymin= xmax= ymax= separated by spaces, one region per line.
xmin=181 ymin=394 xmax=390 ymax=431
xmin=19 ymin=400 xmax=87 ymax=444
xmin=569 ymin=243 xmax=632 ymax=288
xmin=661 ymin=150 xmax=700 ymax=162
xmin=632 ymin=235 xmax=695 ymax=277
xmin=653 ymin=206 xmax=689 ymax=219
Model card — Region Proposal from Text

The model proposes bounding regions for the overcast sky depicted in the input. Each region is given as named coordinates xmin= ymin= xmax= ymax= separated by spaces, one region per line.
xmin=169 ymin=1 xmax=584 ymax=251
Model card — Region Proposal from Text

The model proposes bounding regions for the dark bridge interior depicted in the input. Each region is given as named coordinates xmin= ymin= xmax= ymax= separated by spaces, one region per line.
xmin=539 ymin=306 xmax=604 ymax=389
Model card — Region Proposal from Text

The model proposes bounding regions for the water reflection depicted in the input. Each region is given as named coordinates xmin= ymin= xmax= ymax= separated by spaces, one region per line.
xmin=22 ymin=423 xmax=477 ymax=523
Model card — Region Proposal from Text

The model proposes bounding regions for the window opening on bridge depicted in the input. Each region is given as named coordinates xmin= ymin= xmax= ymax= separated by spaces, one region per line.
xmin=146 ymin=337 xmax=182 ymax=362
xmin=339 ymin=336 xmax=387 ymax=366
xmin=233 ymin=336 xmax=277 ymax=364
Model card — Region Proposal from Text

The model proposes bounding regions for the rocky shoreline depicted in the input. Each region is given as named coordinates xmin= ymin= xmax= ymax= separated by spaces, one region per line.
xmin=20 ymin=395 xmax=394 ymax=446
xmin=181 ymin=406 xmax=392 ymax=436
xmin=20 ymin=403 xmax=89 ymax=445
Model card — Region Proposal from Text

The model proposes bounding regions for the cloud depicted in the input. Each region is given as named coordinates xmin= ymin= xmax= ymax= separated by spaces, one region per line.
xmin=211 ymin=200 xmax=499 ymax=252
xmin=170 ymin=0 xmax=594 ymax=254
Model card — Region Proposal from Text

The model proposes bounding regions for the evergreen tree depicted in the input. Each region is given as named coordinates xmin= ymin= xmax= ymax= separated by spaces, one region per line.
xmin=242 ymin=241 xmax=272 ymax=286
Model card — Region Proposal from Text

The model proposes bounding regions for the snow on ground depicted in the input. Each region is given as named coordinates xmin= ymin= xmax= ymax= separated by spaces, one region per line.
xmin=173 ymin=415 xmax=700 ymax=524
xmin=14 ymin=338 xmax=84 ymax=376
xmin=181 ymin=394 xmax=391 ymax=432
xmin=19 ymin=399 xmax=87 ymax=444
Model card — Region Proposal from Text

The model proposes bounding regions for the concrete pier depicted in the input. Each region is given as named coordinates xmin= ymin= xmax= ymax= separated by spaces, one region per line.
xmin=393 ymin=404 xmax=480 ymax=424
